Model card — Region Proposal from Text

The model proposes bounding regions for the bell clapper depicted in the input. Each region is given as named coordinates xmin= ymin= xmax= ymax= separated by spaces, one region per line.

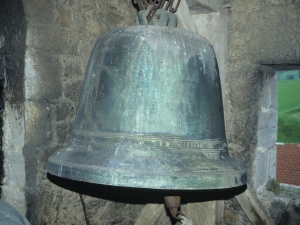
xmin=164 ymin=196 xmax=185 ymax=221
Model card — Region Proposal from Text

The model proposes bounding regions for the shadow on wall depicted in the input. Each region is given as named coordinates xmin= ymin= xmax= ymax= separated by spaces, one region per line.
xmin=0 ymin=85 xmax=3 ymax=197
xmin=0 ymin=0 xmax=26 ymax=205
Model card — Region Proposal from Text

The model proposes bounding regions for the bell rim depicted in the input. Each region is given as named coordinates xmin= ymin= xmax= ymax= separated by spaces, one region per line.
xmin=48 ymin=146 xmax=247 ymax=190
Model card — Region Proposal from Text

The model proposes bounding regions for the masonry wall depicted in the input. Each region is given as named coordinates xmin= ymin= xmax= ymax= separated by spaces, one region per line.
xmin=0 ymin=0 xmax=26 ymax=215
xmin=226 ymin=0 xmax=300 ymax=195
xmin=24 ymin=1 xmax=143 ymax=223
xmin=1 ymin=0 xmax=144 ymax=224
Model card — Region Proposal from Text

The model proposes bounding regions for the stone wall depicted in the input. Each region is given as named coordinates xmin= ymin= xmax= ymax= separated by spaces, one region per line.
xmin=0 ymin=0 xmax=27 ymax=215
xmin=226 ymin=0 xmax=300 ymax=192
xmin=24 ymin=1 xmax=141 ymax=223
xmin=0 ymin=0 xmax=142 ymax=224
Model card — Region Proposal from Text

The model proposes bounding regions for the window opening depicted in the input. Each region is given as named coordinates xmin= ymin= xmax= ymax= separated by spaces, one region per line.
xmin=277 ymin=70 xmax=300 ymax=144
xmin=276 ymin=70 xmax=300 ymax=188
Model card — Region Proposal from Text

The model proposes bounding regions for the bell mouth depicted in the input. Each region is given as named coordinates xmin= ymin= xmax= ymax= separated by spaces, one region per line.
xmin=48 ymin=131 xmax=247 ymax=190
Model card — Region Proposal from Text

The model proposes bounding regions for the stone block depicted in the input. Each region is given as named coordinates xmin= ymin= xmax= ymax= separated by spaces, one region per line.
xmin=269 ymin=74 xmax=278 ymax=109
xmin=268 ymin=200 xmax=289 ymax=224
xmin=35 ymin=190 xmax=84 ymax=225
xmin=230 ymin=0 xmax=261 ymax=12
xmin=2 ymin=150 xmax=26 ymax=188
xmin=96 ymin=201 xmax=142 ymax=225
xmin=176 ymin=0 xmax=198 ymax=34
xmin=64 ymin=80 xmax=83 ymax=102
xmin=35 ymin=187 xmax=142 ymax=225
xmin=257 ymin=108 xmax=278 ymax=129
xmin=54 ymin=101 xmax=76 ymax=122
xmin=235 ymin=189 xmax=275 ymax=224
xmin=22 ymin=147 xmax=39 ymax=188
xmin=228 ymin=143 xmax=245 ymax=154
xmin=186 ymin=0 xmax=222 ymax=14
xmin=229 ymin=6 xmax=300 ymax=64
xmin=266 ymin=0 xmax=294 ymax=5
xmin=253 ymin=150 xmax=270 ymax=192
xmin=23 ymin=0 xmax=55 ymax=24
xmin=2 ymin=103 xmax=25 ymax=148
xmin=84 ymin=197 xmax=106 ymax=218
xmin=80 ymin=16 xmax=110 ymax=40
xmin=106 ymin=0 xmax=137 ymax=19
xmin=224 ymin=197 xmax=251 ymax=225
xmin=56 ymin=4 xmax=72 ymax=28
xmin=192 ymin=11 xmax=228 ymax=102
xmin=268 ymin=147 xmax=277 ymax=179
xmin=55 ymin=121 xmax=73 ymax=144
xmin=26 ymin=24 xmax=78 ymax=55
xmin=258 ymin=67 xmax=277 ymax=111
xmin=1 ymin=103 xmax=27 ymax=218
xmin=38 ymin=145 xmax=62 ymax=171
xmin=24 ymin=101 xmax=53 ymax=148
xmin=256 ymin=110 xmax=278 ymax=148
xmin=77 ymin=39 xmax=96 ymax=63
xmin=25 ymin=50 xmax=63 ymax=100
xmin=187 ymin=201 xmax=220 ymax=225
xmin=62 ymin=58 xmax=84 ymax=81
xmin=259 ymin=78 xmax=276 ymax=111
xmin=78 ymin=4 xmax=118 ymax=39
xmin=131 ymin=204 xmax=165 ymax=225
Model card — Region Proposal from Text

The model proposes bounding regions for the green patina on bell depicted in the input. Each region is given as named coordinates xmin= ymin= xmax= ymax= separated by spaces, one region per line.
xmin=48 ymin=9 xmax=246 ymax=190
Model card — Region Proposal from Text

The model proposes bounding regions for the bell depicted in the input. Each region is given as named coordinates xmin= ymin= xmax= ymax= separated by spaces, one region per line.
xmin=48 ymin=15 xmax=246 ymax=190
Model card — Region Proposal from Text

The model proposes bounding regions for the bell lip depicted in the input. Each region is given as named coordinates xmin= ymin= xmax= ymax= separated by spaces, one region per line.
xmin=47 ymin=147 xmax=247 ymax=190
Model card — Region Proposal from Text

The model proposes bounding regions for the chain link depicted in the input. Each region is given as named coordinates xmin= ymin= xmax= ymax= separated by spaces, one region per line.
xmin=135 ymin=0 xmax=181 ymax=22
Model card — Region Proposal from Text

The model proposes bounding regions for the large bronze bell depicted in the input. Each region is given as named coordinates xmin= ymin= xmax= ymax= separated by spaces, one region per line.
xmin=48 ymin=15 xmax=246 ymax=190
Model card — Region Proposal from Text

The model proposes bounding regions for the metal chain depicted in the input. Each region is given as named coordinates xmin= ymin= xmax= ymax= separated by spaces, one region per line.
xmin=135 ymin=0 xmax=181 ymax=22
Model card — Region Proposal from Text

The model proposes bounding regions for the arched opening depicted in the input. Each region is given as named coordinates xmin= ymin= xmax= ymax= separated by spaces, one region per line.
xmin=277 ymin=70 xmax=300 ymax=144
